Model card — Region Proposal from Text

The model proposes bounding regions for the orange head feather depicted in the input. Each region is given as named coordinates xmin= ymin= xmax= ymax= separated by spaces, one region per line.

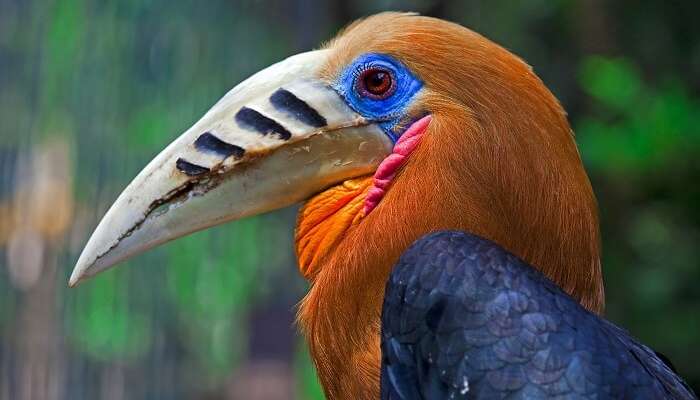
xmin=295 ymin=12 xmax=602 ymax=399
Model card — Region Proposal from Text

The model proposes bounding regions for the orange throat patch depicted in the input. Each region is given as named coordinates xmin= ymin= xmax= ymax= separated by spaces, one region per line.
xmin=295 ymin=176 xmax=372 ymax=280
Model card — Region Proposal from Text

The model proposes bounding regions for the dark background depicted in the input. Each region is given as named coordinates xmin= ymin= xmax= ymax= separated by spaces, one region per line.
xmin=0 ymin=0 xmax=698 ymax=398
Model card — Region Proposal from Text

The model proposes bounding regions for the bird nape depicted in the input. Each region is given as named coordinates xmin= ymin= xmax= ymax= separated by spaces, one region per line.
xmin=69 ymin=12 xmax=696 ymax=400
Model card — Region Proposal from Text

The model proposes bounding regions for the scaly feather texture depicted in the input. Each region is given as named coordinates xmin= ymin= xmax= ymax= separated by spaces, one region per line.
xmin=380 ymin=231 xmax=696 ymax=400
xmin=296 ymin=13 xmax=602 ymax=399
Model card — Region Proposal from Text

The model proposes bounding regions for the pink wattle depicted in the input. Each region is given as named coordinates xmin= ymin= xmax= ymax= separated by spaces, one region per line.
xmin=363 ymin=115 xmax=432 ymax=215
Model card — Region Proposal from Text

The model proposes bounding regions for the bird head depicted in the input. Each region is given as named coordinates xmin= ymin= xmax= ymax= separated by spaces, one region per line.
xmin=70 ymin=12 xmax=602 ymax=398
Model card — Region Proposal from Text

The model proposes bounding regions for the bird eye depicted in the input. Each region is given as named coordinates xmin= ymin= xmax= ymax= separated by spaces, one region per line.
xmin=356 ymin=67 xmax=396 ymax=99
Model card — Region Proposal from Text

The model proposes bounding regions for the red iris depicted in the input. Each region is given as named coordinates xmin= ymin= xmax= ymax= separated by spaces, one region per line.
xmin=357 ymin=67 xmax=395 ymax=99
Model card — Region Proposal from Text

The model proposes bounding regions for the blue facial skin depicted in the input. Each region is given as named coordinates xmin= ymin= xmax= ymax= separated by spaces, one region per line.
xmin=333 ymin=53 xmax=423 ymax=143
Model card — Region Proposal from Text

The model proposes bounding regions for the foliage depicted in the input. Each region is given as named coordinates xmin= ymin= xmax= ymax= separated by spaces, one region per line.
xmin=576 ymin=55 xmax=700 ymax=387
xmin=67 ymin=266 xmax=153 ymax=362
xmin=578 ymin=56 xmax=700 ymax=174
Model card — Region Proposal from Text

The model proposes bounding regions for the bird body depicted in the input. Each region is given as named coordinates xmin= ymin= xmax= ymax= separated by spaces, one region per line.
xmin=381 ymin=231 xmax=696 ymax=399
xmin=69 ymin=12 xmax=695 ymax=400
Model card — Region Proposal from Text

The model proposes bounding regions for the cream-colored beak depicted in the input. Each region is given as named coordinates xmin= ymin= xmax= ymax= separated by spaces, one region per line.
xmin=69 ymin=50 xmax=392 ymax=287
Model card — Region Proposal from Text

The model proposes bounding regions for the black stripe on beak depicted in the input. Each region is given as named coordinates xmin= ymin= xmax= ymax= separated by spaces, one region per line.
xmin=270 ymin=89 xmax=327 ymax=128
xmin=194 ymin=132 xmax=245 ymax=159
xmin=176 ymin=158 xmax=210 ymax=176
xmin=235 ymin=107 xmax=292 ymax=141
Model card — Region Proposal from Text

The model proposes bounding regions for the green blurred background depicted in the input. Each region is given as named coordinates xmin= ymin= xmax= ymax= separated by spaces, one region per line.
xmin=0 ymin=0 xmax=698 ymax=398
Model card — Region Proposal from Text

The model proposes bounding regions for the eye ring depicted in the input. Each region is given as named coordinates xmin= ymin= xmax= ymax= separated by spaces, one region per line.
xmin=355 ymin=67 xmax=396 ymax=100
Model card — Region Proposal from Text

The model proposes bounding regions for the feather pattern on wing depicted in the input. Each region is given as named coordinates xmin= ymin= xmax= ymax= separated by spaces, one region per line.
xmin=380 ymin=231 xmax=697 ymax=399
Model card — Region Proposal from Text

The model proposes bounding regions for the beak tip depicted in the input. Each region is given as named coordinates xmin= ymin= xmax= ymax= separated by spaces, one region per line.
xmin=69 ymin=254 xmax=94 ymax=288
xmin=68 ymin=267 xmax=84 ymax=288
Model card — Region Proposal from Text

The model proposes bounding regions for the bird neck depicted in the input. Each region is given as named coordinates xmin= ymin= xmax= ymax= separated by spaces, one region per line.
xmin=294 ymin=100 xmax=604 ymax=399
xmin=295 ymin=177 xmax=385 ymax=399
xmin=293 ymin=171 xmax=507 ymax=399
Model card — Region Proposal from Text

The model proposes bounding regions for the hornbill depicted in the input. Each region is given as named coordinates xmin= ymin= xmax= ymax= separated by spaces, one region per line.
xmin=69 ymin=12 xmax=696 ymax=399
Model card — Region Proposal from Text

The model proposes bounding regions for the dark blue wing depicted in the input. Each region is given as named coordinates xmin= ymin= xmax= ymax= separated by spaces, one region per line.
xmin=380 ymin=231 xmax=697 ymax=400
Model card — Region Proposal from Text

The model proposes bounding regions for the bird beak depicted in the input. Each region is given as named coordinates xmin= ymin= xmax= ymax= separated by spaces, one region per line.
xmin=69 ymin=50 xmax=392 ymax=287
